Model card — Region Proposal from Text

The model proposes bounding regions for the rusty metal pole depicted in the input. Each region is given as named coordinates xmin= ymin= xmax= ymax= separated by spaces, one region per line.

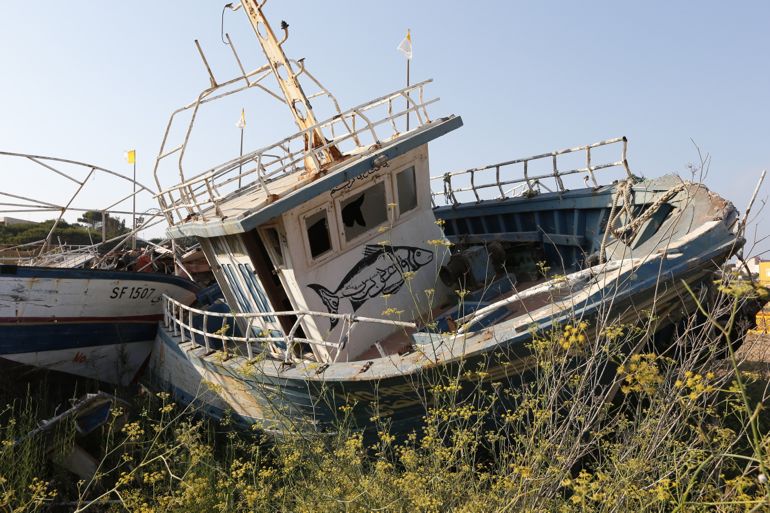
xmin=239 ymin=0 xmax=341 ymax=175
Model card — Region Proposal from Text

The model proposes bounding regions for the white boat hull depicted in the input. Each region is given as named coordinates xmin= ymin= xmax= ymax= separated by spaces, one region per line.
xmin=0 ymin=265 xmax=198 ymax=384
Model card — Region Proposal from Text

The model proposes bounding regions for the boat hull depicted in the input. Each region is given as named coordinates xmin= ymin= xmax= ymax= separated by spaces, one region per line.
xmin=147 ymin=177 xmax=743 ymax=437
xmin=148 ymin=238 xmax=734 ymax=437
xmin=0 ymin=265 xmax=198 ymax=385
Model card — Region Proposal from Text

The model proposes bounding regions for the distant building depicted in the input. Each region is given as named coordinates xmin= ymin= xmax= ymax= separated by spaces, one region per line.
xmin=753 ymin=258 xmax=770 ymax=334
xmin=0 ymin=216 xmax=35 ymax=226
xmin=746 ymin=256 xmax=762 ymax=276
xmin=743 ymin=256 xmax=770 ymax=283
xmin=758 ymin=261 xmax=770 ymax=286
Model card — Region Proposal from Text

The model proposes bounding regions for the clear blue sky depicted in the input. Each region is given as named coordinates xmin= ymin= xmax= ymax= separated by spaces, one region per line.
xmin=1 ymin=2 xmax=768 ymax=253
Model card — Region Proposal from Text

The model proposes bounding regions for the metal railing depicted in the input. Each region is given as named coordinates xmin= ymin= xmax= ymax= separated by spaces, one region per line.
xmin=151 ymin=28 xmax=437 ymax=227
xmin=24 ymin=244 xmax=99 ymax=268
xmin=431 ymin=137 xmax=633 ymax=207
xmin=154 ymin=80 xmax=436 ymax=226
xmin=162 ymin=295 xmax=415 ymax=364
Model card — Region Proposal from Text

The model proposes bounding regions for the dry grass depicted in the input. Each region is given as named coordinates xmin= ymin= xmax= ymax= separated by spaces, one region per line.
xmin=0 ymin=278 xmax=768 ymax=512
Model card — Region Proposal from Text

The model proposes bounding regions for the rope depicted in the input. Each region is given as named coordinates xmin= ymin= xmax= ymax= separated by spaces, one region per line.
xmin=599 ymin=179 xmax=635 ymax=263
xmin=614 ymin=182 xmax=688 ymax=239
xmin=599 ymin=180 xmax=688 ymax=263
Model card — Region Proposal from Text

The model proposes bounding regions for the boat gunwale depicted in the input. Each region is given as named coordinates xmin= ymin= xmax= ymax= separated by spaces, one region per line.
xmin=0 ymin=264 xmax=201 ymax=293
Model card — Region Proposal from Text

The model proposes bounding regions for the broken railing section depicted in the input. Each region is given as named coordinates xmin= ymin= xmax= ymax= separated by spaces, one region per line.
xmin=0 ymin=242 xmax=95 ymax=267
xmin=162 ymin=295 xmax=415 ymax=364
xmin=431 ymin=136 xmax=633 ymax=207
xmin=20 ymin=244 xmax=98 ymax=268
xmin=151 ymin=55 xmax=334 ymax=225
xmin=155 ymin=80 xmax=436 ymax=227
xmin=0 ymin=150 xmax=162 ymax=263
xmin=151 ymin=25 xmax=344 ymax=225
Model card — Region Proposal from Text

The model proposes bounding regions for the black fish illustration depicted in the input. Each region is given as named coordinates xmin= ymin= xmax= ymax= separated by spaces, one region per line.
xmin=308 ymin=245 xmax=434 ymax=329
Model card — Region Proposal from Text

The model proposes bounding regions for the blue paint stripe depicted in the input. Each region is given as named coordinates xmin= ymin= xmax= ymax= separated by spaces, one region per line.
xmin=0 ymin=322 xmax=158 ymax=354
xmin=0 ymin=265 xmax=200 ymax=293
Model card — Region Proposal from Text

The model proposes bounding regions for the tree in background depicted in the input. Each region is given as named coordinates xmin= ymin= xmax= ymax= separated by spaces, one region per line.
xmin=0 ymin=213 xmax=129 ymax=248
xmin=77 ymin=211 xmax=127 ymax=238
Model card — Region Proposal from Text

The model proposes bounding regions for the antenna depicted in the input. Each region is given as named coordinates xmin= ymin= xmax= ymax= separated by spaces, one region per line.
xmin=239 ymin=0 xmax=342 ymax=175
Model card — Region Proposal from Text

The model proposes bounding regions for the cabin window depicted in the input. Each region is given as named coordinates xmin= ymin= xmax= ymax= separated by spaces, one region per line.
xmin=260 ymin=226 xmax=285 ymax=267
xmin=340 ymin=181 xmax=388 ymax=242
xmin=304 ymin=210 xmax=332 ymax=259
xmin=396 ymin=166 xmax=417 ymax=214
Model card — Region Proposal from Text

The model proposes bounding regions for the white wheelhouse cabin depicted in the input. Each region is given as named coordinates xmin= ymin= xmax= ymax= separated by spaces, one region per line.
xmin=165 ymin=117 xmax=462 ymax=363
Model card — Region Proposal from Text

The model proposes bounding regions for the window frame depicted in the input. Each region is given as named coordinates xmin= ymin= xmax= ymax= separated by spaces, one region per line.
xmin=392 ymin=164 xmax=420 ymax=219
xmin=333 ymin=174 xmax=394 ymax=251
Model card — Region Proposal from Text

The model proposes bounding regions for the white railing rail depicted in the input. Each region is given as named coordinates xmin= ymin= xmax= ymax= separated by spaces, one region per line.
xmin=431 ymin=137 xmax=632 ymax=207
xmin=155 ymin=80 xmax=436 ymax=226
xmin=2 ymin=243 xmax=96 ymax=267
xmin=29 ymin=244 xmax=99 ymax=268
xmin=162 ymin=295 xmax=415 ymax=364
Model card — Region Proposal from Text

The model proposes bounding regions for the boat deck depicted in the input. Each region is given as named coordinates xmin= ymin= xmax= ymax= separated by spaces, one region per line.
xmin=207 ymin=170 xmax=311 ymax=222
xmin=355 ymin=275 xmax=566 ymax=361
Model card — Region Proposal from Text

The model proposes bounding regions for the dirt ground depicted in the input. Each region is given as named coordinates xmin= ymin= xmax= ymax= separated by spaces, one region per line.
xmin=732 ymin=333 xmax=770 ymax=431
xmin=737 ymin=333 xmax=770 ymax=376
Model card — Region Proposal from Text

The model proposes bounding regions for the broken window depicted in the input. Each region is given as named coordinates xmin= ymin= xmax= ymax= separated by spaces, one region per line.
xmin=340 ymin=181 xmax=388 ymax=242
xmin=396 ymin=166 xmax=417 ymax=214
xmin=305 ymin=210 xmax=332 ymax=259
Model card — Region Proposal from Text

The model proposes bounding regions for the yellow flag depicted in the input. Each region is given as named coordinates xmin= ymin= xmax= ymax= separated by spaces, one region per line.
xmin=124 ymin=150 xmax=136 ymax=165
xmin=236 ymin=108 xmax=246 ymax=129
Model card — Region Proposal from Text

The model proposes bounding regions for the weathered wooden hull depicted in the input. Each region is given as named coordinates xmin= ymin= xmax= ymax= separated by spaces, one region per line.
xmin=0 ymin=265 xmax=198 ymax=385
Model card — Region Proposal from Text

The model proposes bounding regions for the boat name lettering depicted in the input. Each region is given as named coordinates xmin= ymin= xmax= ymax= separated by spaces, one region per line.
xmin=110 ymin=286 xmax=156 ymax=300
xmin=331 ymin=169 xmax=377 ymax=195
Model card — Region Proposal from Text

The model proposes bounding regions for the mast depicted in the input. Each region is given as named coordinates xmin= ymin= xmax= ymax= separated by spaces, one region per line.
xmin=239 ymin=0 xmax=342 ymax=175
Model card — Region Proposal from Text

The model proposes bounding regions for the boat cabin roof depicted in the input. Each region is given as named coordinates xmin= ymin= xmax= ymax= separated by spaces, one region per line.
xmin=166 ymin=116 xmax=462 ymax=240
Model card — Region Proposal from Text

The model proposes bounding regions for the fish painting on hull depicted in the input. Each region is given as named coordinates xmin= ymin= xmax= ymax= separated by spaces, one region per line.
xmin=308 ymin=245 xmax=434 ymax=329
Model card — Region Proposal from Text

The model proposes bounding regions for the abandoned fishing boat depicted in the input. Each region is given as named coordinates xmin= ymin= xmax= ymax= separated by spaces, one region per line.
xmin=0 ymin=152 xmax=199 ymax=385
xmin=148 ymin=1 xmax=743 ymax=435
